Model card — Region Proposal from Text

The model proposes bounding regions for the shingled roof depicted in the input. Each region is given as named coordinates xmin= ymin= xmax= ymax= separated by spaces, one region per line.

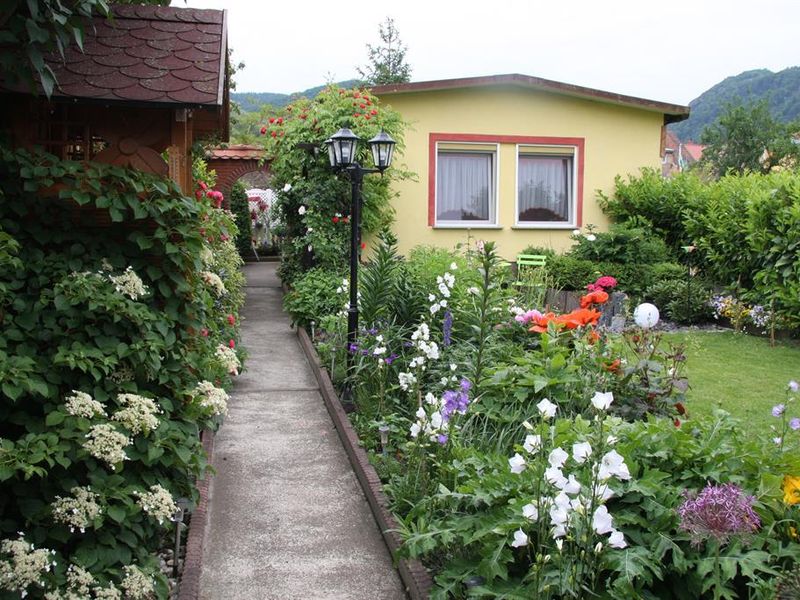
xmin=35 ymin=5 xmax=228 ymax=107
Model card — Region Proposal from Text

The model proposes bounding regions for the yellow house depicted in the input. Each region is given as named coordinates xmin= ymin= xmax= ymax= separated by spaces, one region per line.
xmin=372 ymin=74 xmax=689 ymax=259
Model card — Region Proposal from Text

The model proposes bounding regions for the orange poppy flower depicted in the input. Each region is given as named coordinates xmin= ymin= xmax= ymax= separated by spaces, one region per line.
xmin=603 ymin=358 xmax=621 ymax=372
xmin=580 ymin=290 xmax=609 ymax=308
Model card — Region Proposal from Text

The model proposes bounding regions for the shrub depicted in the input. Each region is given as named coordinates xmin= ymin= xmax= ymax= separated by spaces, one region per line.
xmin=283 ymin=267 xmax=346 ymax=329
xmin=0 ymin=147 xmax=244 ymax=597
xmin=229 ymin=181 xmax=253 ymax=259
xmin=520 ymin=244 xmax=557 ymax=258
xmin=570 ymin=223 xmax=672 ymax=264
xmin=645 ymin=278 xmax=713 ymax=324
xmin=546 ymin=255 xmax=598 ymax=290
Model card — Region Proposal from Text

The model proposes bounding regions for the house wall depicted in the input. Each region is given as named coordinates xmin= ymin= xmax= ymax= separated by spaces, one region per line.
xmin=374 ymin=86 xmax=665 ymax=260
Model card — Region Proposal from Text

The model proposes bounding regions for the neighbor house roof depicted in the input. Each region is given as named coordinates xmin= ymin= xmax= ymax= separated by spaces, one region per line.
xmin=682 ymin=142 xmax=705 ymax=162
xmin=11 ymin=5 xmax=228 ymax=107
xmin=372 ymin=73 xmax=690 ymax=124
xmin=205 ymin=145 xmax=266 ymax=161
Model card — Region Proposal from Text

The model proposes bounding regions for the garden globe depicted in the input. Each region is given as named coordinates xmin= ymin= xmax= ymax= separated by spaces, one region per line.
xmin=633 ymin=303 xmax=660 ymax=329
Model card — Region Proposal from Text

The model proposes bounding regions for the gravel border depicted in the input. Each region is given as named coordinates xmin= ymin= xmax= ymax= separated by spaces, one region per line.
xmin=297 ymin=326 xmax=434 ymax=600
xmin=177 ymin=429 xmax=215 ymax=600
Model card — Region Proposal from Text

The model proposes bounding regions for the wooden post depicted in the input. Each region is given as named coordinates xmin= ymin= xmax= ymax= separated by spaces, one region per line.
xmin=169 ymin=108 xmax=193 ymax=194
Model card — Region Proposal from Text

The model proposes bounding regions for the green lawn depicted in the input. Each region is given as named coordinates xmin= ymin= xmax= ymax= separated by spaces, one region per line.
xmin=662 ymin=331 xmax=800 ymax=430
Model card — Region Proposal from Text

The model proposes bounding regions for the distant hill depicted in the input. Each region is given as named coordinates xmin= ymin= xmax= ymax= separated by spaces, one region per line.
xmin=232 ymin=80 xmax=362 ymax=112
xmin=670 ymin=67 xmax=800 ymax=141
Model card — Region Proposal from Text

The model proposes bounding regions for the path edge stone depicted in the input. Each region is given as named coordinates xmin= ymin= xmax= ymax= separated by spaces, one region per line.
xmin=177 ymin=428 xmax=215 ymax=600
xmin=296 ymin=326 xmax=434 ymax=600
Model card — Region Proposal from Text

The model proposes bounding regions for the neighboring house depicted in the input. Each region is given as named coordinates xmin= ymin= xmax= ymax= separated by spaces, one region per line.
xmin=372 ymin=74 xmax=689 ymax=258
xmin=662 ymin=130 xmax=703 ymax=176
xmin=0 ymin=5 xmax=230 ymax=194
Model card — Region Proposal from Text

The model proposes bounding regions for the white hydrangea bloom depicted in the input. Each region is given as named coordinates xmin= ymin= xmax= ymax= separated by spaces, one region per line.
xmin=0 ymin=535 xmax=56 ymax=596
xmin=51 ymin=486 xmax=102 ymax=533
xmin=111 ymin=394 xmax=160 ymax=435
xmin=200 ymin=271 xmax=227 ymax=297
xmin=134 ymin=485 xmax=177 ymax=525
xmin=216 ymin=345 xmax=241 ymax=376
xmin=120 ymin=565 xmax=154 ymax=600
xmin=83 ymin=424 xmax=130 ymax=469
xmin=193 ymin=381 xmax=229 ymax=416
xmin=109 ymin=267 xmax=148 ymax=300
xmin=94 ymin=584 xmax=123 ymax=599
xmin=64 ymin=391 xmax=106 ymax=419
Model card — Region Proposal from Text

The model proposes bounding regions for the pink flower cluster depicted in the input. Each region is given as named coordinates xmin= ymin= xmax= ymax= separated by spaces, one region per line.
xmin=586 ymin=275 xmax=617 ymax=293
xmin=514 ymin=309 xmax=543 ymax=325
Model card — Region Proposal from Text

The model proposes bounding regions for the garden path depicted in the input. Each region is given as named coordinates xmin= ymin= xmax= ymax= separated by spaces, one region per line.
xmin=199 ymin=262 xmax=406 ymax=600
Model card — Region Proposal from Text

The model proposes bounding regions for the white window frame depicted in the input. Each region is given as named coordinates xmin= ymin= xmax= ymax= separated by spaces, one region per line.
xmin=434 ymin=141 xmax=500 ymax=228
xmin=514 ymin=144 xmax=578 ymax=229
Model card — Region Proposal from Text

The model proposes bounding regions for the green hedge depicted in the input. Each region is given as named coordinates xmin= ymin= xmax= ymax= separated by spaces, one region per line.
xmin=0 ymin=148 xmax=245 ymax=598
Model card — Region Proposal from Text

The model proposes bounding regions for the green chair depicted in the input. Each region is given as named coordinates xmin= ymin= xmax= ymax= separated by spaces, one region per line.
xmin=514 ymin=254 xmax=548 ymax=296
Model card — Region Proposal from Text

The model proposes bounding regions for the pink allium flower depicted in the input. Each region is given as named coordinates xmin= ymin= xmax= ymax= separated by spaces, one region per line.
xmin=677 ymin=483 xmax=760 ymax=547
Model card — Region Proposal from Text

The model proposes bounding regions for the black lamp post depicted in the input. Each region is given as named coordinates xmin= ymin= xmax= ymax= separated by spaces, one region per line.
xmin=326 ymin=128 xmax=395 ymax=397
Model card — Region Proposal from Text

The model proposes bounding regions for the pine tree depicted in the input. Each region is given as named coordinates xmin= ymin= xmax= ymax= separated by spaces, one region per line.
xmin=357 ymin=17 xmax=412 ymax=85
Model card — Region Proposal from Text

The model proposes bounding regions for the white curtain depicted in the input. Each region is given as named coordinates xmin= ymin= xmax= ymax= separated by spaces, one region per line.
xmin=436 ymin=153 xmax=492 ymax=221
xmin=518 ymin=155 xmax=572 ymax=222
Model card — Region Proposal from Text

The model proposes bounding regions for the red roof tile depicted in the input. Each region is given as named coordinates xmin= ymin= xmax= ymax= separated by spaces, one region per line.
xmin=4 ymin=5 xmax=227 ymax=107
xmin=206 ymin=145 xmax=267 ymax=161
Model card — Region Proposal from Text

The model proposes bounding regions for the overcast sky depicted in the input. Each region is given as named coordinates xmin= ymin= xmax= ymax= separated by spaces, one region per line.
xmin=182 ymin=0 xmax=798 ymax=105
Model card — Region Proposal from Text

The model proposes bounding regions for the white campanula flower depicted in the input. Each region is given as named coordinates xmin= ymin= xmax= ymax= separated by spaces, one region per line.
xmin=548 ymin=447 xmax=569 ymax=468
xmin=428 ymin=294 xmax=436 ymax=302
xmin=562 ymin=474 xmax=581 ymax=495
xmin=373 ymin=346 xmax=386 ymax=356
xmin=537 ymin=398 xmax=557 ymax=419
xmin=409 ymin=423 xmax=421 ymax=438
xmin=608 ymin=529 xmax=627 ymax=549
xmin=598 ymin=449 xmax=631 ymax=481
xmin=511 ymin=528 xmax=528 ymax=548
xmin=572 ymin=441 xmax=592 ymax=464
xmin=430 ymin=411 xmax=443 ymax=429
xmin=283 ymin=183 xmax=292 ymax=192
xmin=545 ymin=466 xmax=567 ymax=488
xmin=523 ymin=434 xmax=541 ymax=453
xmin=594 ymin=541 xmax=603 ymax=553
xmin=467 ymin=286 xmax=479 ymax=296
xmin=415 ymin=406 xmax=426 ymax=420
xmin=789 ymin=380 xmax=799 ymax=393
xmin=424 ymin=393 xmax=438 ymax=406
xmin=594 ymin=483 xmax=615 ymax=502
xmin=591 ymin=391 xmax=614 ymax=411
xmin=592 ymin=505 xmax=614 ymax=535
xmin=509 ymin=453 xmax=526 ymax=474
xmin=450 ymin=262 xmax=458 ymax=270
xmin=297 ymin=205 xmax=305 ymax=215
xmin=556 ymin=539 xmax=564 ymax=551
xmin=438 ymin=283 xmax=450 ymax=298
xmin=606 ymin=435 xmax=619 ymax=445
xmin=522 ymin=503 xmax=538 ymax=521
xmin=429 ymin=302 xmax=441 ymax=315
xmin=443 ymin=272 xmax=455 ymax=287
xmin=450 ymin=364 xmax=457 ymax=371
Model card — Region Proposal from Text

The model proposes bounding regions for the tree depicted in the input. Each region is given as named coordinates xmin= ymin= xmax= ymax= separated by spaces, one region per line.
xmin=0 ymin=0 xmax=167 ymax=97
xmin=700 ymin=99 xmax=800 ymax=176
xmin=357 ymin=17 xmax=412 ymax=86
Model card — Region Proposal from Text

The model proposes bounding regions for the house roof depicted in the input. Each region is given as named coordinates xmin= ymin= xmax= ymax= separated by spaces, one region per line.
xmin=371 ymin=73 xmax=690 ymax=124
xmin=206 ymin=145 xmax=266 ymax=160
xmin=682 ymin=142 xmax=705 ymax=162
xmin=9 ymin=5 xmax=228 ymax=107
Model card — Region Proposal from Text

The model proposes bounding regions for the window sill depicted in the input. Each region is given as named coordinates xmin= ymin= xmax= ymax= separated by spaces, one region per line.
xmin=433 ymin=224 xmax=503 ymax=230
xmin=512 ymin=224 xmax=576 ymax=230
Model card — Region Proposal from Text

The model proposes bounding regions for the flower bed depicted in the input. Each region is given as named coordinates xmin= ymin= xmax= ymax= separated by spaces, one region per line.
xmin=292 ymin=235 xmax=800 ymax=599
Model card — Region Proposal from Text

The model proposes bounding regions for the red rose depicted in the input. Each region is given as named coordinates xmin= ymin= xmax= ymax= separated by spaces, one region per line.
xmin=200 ymin=328 xmax=209 ymax=337
xmin=674 ymin=419 xmax=681 ymax=428
xmin=360 ymin=242 xmax=366 ymax=249
xmin=366 ymin=100 xmax=372 ymax=106
xmin=260 ymin=126 xmax=267 ymax=135
xmin=268 ymin=117 xmax=275 ymax=123
xmin=229 ymin=339 xmax=235 ymax=349
xmin=227 ymin=314 xmax=235 ymax=325
xmin=299 ymin=114 xmax=307 ymax=120
xmin=332 ymin=216 xmax=339 ymax=223
xmin=364 ymin=115 xmax=371 ymax=120
xmin=195 ymin=190 xmax=202 ymax=200
xmin=353 ymin=92 xmax=360 ymax=98
xmin=359 ymin=103 xmax=365 ymax=109
xmin=199 ymin=182 xmax=208 ymax=191
xmin=220 ymin=233 xmax=228 ymax=241
xmin=342 ymin=216 xmax=349 ymax=223
xmin=199 ymin=228 xmax=206 ymax=236
xmin=271 ymin=131 xmax=277 ymax=137
xmin=353 ymin=113 xmax=360 ymax=118
xmin=277 ymin=117 xmax=283 ymax=125
xmin=370 ymin=109 xmax=377 ymax=115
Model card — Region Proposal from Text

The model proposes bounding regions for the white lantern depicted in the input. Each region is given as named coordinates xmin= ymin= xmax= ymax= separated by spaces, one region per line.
xmin=633 ymin=303 xmax=660 ymax=329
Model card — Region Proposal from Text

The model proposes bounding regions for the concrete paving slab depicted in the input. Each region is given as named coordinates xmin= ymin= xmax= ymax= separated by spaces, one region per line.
xmin=199 ymin=263 xmax=405 ymax=600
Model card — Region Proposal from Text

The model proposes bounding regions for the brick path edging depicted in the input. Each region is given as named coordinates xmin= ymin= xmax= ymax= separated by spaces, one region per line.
xmin=296 ymin=326 xmax=434 ymax=600
xmin=177 ymin=429 xmax=215 ymax=600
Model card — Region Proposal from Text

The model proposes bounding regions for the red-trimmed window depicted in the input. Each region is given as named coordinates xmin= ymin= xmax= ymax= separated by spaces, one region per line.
xmin=428 ymin=134 xmax=585 ymax=228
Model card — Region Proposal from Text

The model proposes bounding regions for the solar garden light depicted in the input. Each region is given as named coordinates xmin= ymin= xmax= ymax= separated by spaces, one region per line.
xmin=378 ymin=424 xmax=390 ymax=456
xmin=634 ymin=303 xmax=660 ymax=329
xmin=171 ymin=497 xmax=191 ymax=578
xmin=325 ymin=128 xmax=396 ymax=407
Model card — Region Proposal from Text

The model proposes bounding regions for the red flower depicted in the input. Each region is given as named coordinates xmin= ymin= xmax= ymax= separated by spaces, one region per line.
xmin=370 ymin=109 xmax=378 ymax=115
xmin=360 ymin=242 xmax=366 ymax=250
xmin=342 ymin=216 xmax=349 ymax=223
xmin=353 ymin=113 xmax=360 ymax=118
xmin=199 ymin=228 xmax=206 ymax=236
xmin=299 ymin=113 xmax=307 ymax=120
xmin=220 ymin=233 xmax=228 ymax=241
xmin=227 ymin=314 xmax=235 ymax=325
xmin=268 ymin=117 xmax=275 ymax=123
xmin=199 ymin=182 xmax=208 ymax=191
xmin=674 ymin=419 xmax=681 ymax=428
xmin=675 ymin=402 xmax=687 ymax=415
xmin=277 ymin=117 xmax=283 ymax=125
xmin=195 ymin=190 xmax=202 ymax=200
xmin=580 ymin=290 xmax=609 ymax=308
xmin=364 ymin=115 xmax=371 ymax=120
xmin=366 ymin=100 xmax=372 ymax=106
xmin=603 ymin=358 xmax=621 ymax=373
xmin=359 ymin=103 xmax=366 ymax=109
xmin=271 ymin=130 xmax=277 ymax=137
xmin=200 ymin=328 xmax=209 ymax=337
xmin=260 ymin=126 xmax=267 ymax=135
xmin=228 ymin=339 xmax=235 ymax=349
xmin=332 ymin=216 xmax=339 ymax=223
xmin=353 ymin=92 xmax=360 ymax=98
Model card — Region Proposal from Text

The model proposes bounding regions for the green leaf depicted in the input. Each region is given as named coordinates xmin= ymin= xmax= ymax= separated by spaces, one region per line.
xmin=106 ymin=505 xmax=126 ymax=523
xmin=45 ymin=411 xmax=65 ymax=426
